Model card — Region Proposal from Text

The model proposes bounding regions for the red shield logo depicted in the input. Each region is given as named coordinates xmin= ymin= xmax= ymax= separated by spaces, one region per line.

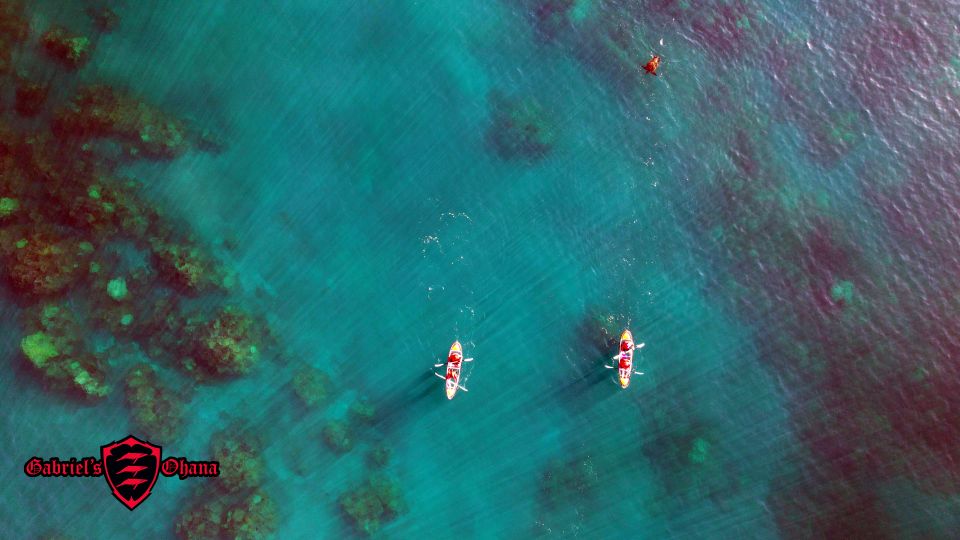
xmin=100 ymin=435 xmax=162 ymax=511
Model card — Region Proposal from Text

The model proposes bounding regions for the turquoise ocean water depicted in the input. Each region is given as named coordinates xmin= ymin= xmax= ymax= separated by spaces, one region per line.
xmin=2 ymin=0 xmax=960 ymax=538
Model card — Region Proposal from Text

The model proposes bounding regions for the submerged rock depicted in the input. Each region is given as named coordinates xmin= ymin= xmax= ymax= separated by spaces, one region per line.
xmin=222 ymin=490 xmax=278 ymax=540
xmin=175 ymin=497 xmax=227 ymax=540
xmin=176 ymin=488 xmax=278 ymax=540
xmin=19 ymin=304 xmax=110 ymax=399
xmin=487 ymin=93 xmax=557 ymax=160
xmin=366 ymin=442 xmax=392 ymax=469
xmin=533 ymin=0 xmax=575 ymax=41
xmin=641 ymin=401 xmax=742 ymax=508
xmin=124 ymin=363 xmax=185 ymax=443
xmin=0 ymin=1 xmax=29 ymax=74
xmin=53 ymin=85 xmax=189 ymax=159
xmin=322 ymin=420 xmax=354 ymax=454
xmin=189 ymin=307 xmax=262 ymax=377
xmin=339 ymin=474 xmax=406 ymax=536
xmin=87 ymin=6 xmax=120 ymax=33
xmin=5 ymin=228 xmax=91 ymax=297
xmin=291 ymin=365 xmax=334 ymax=408
xmin=539 ymin=455 xmax=598 ymax=508
xmin=40 ymin=26 xmax=92 ymax=69
xmin=349 ymin=396 xmax=376 ymax=425
xmin=21 ymin=331 xmax=59 ymax=366
xmin=211 ymin=432 xmax=265 ymax=493
xmin=150 ymin=241 xmax=214 ymax=294
xmin=14 ymin=78 xmax=50 ymax=117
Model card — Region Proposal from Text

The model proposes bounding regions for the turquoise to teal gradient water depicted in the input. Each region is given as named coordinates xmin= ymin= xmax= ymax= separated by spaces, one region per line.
xmin=4 ymin=1 xmax=960 ymax=538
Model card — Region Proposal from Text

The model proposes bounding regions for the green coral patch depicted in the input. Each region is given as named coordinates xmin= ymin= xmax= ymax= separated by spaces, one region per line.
xmin=21 ymin=332 xmax=59 ymax=366
xmin=831 ymin=280 xmax=854 ymax=303
xmin=688 ymin=437 xmax=711 ymax=464
xmin=107 ymin=277 xmax=128 ymax=300
xmin=0 ymin=197 xmax=19 ymax=217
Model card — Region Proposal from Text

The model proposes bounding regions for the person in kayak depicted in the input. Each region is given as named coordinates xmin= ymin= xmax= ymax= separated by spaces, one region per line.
xmin=617 ymin=338 xmax=633 ymax=369
xmin=446 ymin=351 xmax=461 ymax=380
xmin=643 ymin=55 xmax=661 ymax=76
xmin=433 ymin=348 xmax=471 ymax=371
xmin=433 ymin=342 xmax=473 ymax=398
xmin=606 ymin=337 xmax=644 ymax=375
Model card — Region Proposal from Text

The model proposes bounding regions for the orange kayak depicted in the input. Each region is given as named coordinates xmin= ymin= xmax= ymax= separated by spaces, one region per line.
xmin=618 ymin=330 xmax=635 ymax=388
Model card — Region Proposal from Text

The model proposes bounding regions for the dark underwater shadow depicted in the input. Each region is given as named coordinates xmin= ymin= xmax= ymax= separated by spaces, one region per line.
xmin=367 ymin=368 xmax=446 ymax=435
xmin=543 ymin=311 xmax=634 ymax=413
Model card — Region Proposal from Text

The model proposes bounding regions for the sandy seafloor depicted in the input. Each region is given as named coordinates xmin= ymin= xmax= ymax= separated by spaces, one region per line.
xmin=2 ymin=0 xmax=960 ymax=538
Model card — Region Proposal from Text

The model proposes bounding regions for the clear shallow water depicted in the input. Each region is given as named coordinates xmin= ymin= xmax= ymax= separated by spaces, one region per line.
xmin=2 ymin=0 xmax=959 ymax=538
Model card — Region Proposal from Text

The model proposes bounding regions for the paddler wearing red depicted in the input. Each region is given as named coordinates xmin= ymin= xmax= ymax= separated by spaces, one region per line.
xmin=434 ymin=342 xmax=473 ymax=398
xmin=605 ymin=333 xmax=646 ymax=381
xmin=619 ymin=339 xmax=633 ymax=368
xmin=643 ymin=55 xmax=661 ymax=76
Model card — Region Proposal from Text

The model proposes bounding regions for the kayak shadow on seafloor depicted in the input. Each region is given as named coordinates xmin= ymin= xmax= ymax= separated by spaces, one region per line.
xmin=370 ymin=368 xmax=447 ymax=434
xmin=547 ymin=350 xmax=621 ymax=413
xmin=546 ymin=316 xmax=636 ymax=411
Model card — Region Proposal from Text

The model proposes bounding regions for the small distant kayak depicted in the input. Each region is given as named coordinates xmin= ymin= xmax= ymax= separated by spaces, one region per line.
xmin=643 ymin=55 xmax=661 ymax=76
xmin=434 ymin=341 xmax=472 ymax=400
xmin=607 ymin=330 xmax=645 ymax=388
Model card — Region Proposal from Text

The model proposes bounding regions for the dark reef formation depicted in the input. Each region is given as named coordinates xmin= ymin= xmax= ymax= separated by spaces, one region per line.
xmin=365 ymin=442 xmax=392 ymax=469
xmin=53 ymin=85 xmax=190 ymax=160
xmin=175 ymin=428 xmax=277 ymax=539
xmin=338 ymin=474 xmax=406 ymax=536
xmin=5 ymin=228 xmax=92 ymax=297
xmin=149 ymin=239 xmax=225 ymax=294
xmin=532 ymin=453 xmax=602 ymax=536
xmin=291 ymin=364 xmax=335 ymax=409
xmin=538 ymin=455 xmax=598 ymax=509
xmin=19 ymin=302 xmax=109 ymax=400
xmin=0 ymin=4 xmax=407 ymax=537
xmin=639 ymin=397 xmax=743 ymax=510
xmin=487 ymin=92 xmax=556 ymax=160
xmin=176 ymin=488 xmax=278 ymax=540
xmin=0 ymin=1 xmax=28 ymax=75
xmin=86 ymin=6 xmax=120 ymax=33
xmin=348 ymin=396 xmax=377 ymax=425
xmin=184 ymin=306 xmax=264 ymax=378
xmin=14 ymin=76 xmax=50 ymax=117
xmin=530 ymin=0 xmax=576 ymax=42
xmin=676 ymin=90 xmax=960 ymax=534
xmin=211 ymin=431 xmax=266 ymax=493
xmin=40 ymin=26 xmax=92 ymax=69
xmin=124 ymin=362 xmax=186 ymax=443
xmin=322 ymin=419 xmax=355 ymax=455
